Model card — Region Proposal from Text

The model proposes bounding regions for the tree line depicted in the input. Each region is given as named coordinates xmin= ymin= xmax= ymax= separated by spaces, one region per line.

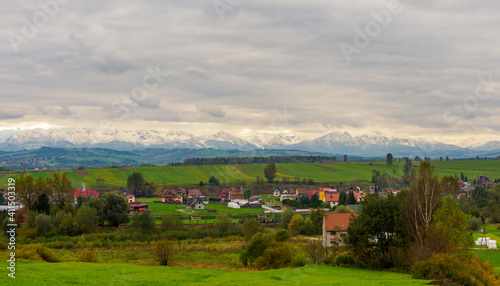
xmin=173 ymin=155 xmax=337 ymax=166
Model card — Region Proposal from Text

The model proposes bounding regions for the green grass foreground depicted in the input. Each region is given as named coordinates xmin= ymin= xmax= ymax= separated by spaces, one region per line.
xmin=9 ymin=260 xmax=430 ymax=286
xmin=1 ymin=160 xmax=499 ymax=187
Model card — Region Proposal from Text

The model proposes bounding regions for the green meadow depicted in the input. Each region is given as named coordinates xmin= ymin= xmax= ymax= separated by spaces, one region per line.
xmin=1 ymin=160 xmax=499 ymax=188
xmin=10 ymin=260 xmax=431 ymax=286
xmin=138 ymin=199 xmax=265 ymax=216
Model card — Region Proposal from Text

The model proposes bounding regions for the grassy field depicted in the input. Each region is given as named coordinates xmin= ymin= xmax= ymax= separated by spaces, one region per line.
xmin=10 ymin=260 xmax=431 ymax=286
xmin=1 ymin=160 xmax=499 ymax=188
xmin=137 ymin=199 xmax=265 ymax=216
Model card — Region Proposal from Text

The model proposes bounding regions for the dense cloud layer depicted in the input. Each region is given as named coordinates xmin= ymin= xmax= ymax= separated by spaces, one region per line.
xmin=1 ymin=0 xmax=499 ymax=146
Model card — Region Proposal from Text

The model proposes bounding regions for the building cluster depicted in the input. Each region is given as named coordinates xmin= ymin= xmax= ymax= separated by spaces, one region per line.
xmin=272 ymin=186 xmax=367 ymax=208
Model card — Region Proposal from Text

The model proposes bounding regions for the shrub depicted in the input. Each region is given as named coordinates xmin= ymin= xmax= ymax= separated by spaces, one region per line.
xmin=242 ymin=219 xmax=261 ymax=242
xmin=335 ymin=254 xmax=356 ymax=267
xmin=76 ymin=249 xmax=99 ymax=263
xmin=76 ymin=204 xmax=99 ymax=233
xmin=153 ymin=239 xmax=174 ymax=266
xmin=275 ymin=229 xmax=290 ymax=242
xmin=300 ymin=217 xmax=314 ymax=235
xmin=412 ymin=253 xmax=499 ymax=286
xmin=466 ymin=216 xmax=482 ymax=231
xmin=280 ymin=208 xmax=294 ymax=229
xmin=0 ymin=239 xmax=7 ymax=250
xmin=288 ymin=215 xmax=304 ymax=236
xmin=304 ymin=241 xmax=328 ymax=264
xmin=214 ymin=214 xmax=232 ymax=236
xmin=292 ymin=255 xmax=309 ymax=267
xmin=254 ymin=244 xmax=294 ymax=270
xmin=131 ymin=210 xmax=156 ymax=234
xmin=240 ymin=232 xmax=276 ymax=266
xmin=59 ymin=213 xmax=79 ymax=236
xmin=161 ymin=215 xmax=183 ymax=231
xmin=18 ymin=244 xmax=60 ymax=262
xmin=35 ymin=214 xmax=54 ymax=235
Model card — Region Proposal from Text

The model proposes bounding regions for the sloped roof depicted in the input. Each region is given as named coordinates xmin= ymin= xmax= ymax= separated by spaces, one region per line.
xmin=296 ymin=188 xmax=308 ymax=195
xmin=161 ymin=189 xmax=178 ymax=197
xmin=187 ymin=196 xmax=205 ymax=207
xmin=324 ymin=193 xmax=340 ymax=202
xmin=74 ymin=189 xmax=99 ymax=199
xmin=188 ymin=189 xmax=202 ymax=196
xmin=324 ymin=213 xmax=356 ymax=231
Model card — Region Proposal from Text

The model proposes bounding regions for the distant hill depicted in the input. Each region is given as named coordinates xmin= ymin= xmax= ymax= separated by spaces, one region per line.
xmin=0 ymin=147 xmax=341 ymax=170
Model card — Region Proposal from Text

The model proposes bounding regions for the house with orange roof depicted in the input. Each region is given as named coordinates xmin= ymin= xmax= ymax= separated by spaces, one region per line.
xmin=322 ymin=213 xmax=356 ymax=247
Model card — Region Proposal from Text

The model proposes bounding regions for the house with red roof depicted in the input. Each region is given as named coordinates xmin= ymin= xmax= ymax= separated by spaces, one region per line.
xmin=125 ymin=194 xmax=135 ymax=203
xmin=128 ymin=202 xmax=148 ymax=213
xmin=354 ymin=192 xmax=366 ymax=203
xmin=73 ymin=189 xmax=99 ymax=204
xmin=324 ymin=193 xmax=340 ymax=207
xmin=322 ymin=213 xmax=356 ymax=247
xmin=307 ymin=190 xmax=319 ymax=198
xmin=218 ymin=188 xmax=231 ymax=202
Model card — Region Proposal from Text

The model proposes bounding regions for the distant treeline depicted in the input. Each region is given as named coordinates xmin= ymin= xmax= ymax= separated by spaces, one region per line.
xmin=170 ymin=155 xmax=337 ymax=166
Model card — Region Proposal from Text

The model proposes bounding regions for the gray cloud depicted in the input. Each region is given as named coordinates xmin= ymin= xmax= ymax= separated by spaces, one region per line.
xmin=1 ymin=1 xmax=499 ymax=145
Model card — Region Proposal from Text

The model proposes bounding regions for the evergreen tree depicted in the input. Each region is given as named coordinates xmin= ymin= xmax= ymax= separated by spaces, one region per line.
xmin=339 ymin=191 xmax=347 ymax=206
xmin=347 ymin=191 xmax=356 ymax=204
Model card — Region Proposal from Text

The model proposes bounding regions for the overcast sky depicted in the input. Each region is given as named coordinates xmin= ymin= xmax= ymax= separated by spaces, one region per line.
xmin=1 ymin=0 xmax=499 ymax=146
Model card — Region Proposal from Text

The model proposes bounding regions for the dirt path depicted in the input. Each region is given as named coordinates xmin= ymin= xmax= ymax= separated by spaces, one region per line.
xmin=276 ymin=168 xmax=288 ymax=175
xmin=313 ymin=164 xmax=338 ymax=171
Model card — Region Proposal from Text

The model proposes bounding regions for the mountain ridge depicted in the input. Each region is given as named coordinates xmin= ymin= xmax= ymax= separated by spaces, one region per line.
xmin=1 ymin=127 xmax=499 ymax=157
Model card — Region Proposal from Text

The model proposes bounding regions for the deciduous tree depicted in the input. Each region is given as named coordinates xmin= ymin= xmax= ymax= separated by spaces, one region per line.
xmin=386 ymin=153 xmax=393 ymax=165
xmin=127 ymin=172 xmax=145 ymax=197
xmin=403 ymin=162 xmax=443 ymax=247
xmin=433 ymin=196 xmax=472 ymax=250
xmin=104 ymin=191 xmax=129 ymax=227
xmin=50 ymin=172 xmax=73 ymax=206
xmin=264 ymin=163 xmax=277 ymax=183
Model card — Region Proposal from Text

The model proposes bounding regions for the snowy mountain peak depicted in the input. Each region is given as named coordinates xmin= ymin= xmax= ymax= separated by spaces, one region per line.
xmin=0 ymin=128 xmax=499 ymax=157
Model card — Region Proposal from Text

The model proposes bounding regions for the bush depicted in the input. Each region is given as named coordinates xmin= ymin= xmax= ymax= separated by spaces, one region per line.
xmin=242 ymin=219 xmax=261 ymax=242
xmin=76 ymin=249 xmax=99 ymax=263
xmin=131 ymin=210 xmax=156 ymax=234
xmin=288 ymin=215 xmax=304 ymax=236
xmin=0 ymin=239 xmax=8 ymax=250
xmin=412 ymin=253 xmax=499 ymax=286
xmin=304 ymin=241 xmax=328 ymax=264
xmin=35 ymin=214 xmax=54 ymax=235
xmin=254 ymin=244 xmax=293 ymax=270
xmin=275 ymin=229 xmax=290 ymax=242
xmin=466 ymin=216 xmax=482 ymax=231
xmin=18 ymin=244 xmax=60 ymax=262
xmin=161 ymin=215 xmax=184 ymax=231
xmin=240 ymin=232 xmax=276 ymax=266
xmin=153 ymin=239 xmax=174 ymax=266
xmin=280 ymin=208 xmax=294 ymax=229
xmin=76 ymin=204 xmax=99 ymax=233
xmin=300 ymin=217 xmax=314 ymax=235
xmin=59 ymin=213 xmax=79 ymax=236
xmin=335 ymin=254 xmax=356 ymax=267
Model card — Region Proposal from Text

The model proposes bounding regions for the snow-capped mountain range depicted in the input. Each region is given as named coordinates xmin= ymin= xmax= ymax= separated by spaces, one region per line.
xmin=0 ymin=127 xmax=499 ymax=157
